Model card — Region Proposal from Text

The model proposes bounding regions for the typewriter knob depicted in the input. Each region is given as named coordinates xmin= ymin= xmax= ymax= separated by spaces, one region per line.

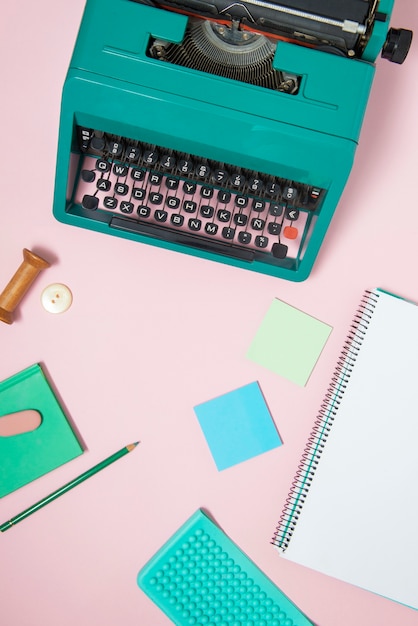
xmin=90 ymin=136 xmax=106 ymax=152
xmin=381 ymin=28 xmax=413 ymax=64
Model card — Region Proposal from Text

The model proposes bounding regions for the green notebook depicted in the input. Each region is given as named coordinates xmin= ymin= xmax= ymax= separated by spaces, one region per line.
xmin=0 ymin=364 xmax=83 ymax=497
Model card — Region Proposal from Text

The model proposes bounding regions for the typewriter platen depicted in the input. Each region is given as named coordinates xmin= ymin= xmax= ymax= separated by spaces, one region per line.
xmin=53 ymin=0 xmax=412 ymax=281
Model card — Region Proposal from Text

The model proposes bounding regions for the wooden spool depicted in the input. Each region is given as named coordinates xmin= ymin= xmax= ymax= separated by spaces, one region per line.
xmin=0 ymin=249 xmax=50 ymax=324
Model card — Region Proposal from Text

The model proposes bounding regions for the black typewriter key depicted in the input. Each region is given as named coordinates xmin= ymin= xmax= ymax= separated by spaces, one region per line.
xmin=82 ymin=195 xmax=99 ymax=210
xmin=251 ymin=217 xmax=265 ymax=230
xmin=269 ymin=202 xmax=283 ymax=217
xmin=205 ymin=223 xmax=218 ymax=235
xmin=308 ymin=187 xmax=322 ymax=208
xmin=212 ymin=169 xmax=228 ymax=185
xmin=114 ymin=183 xmax=129 ymax=196
xmin=137 ymin=206 xmax=151 ymax=218
xmin=90 ymin=136 xmax=106 ymax=153
xmin=230 ymin=173 xmax=246 ymax=188
xmin=238 ymin=231 xmax=252 ymax=244
xmin=285 ymin=207 xmax=300 ymax=221
xmin=252 ymin=199 xmax=265 ymax=212
xmin=217 ymin=209 xmax=231 ymax=223
xmin=160 ymin=154 xmax=176 ymax=169
xmin=79 ymin=127 xmax=93 ymax=151
xmin=195 ymin=163 xmax=211 ymax=179
xmin=149 ymin=173 xmax=163 ymax=185
xmin=120 ymin=201 xmax=134 ymax=214
xmin=222 ymin=227 xmax=235 ymax=240
xmin=217 ymin=190 xmax=231 ymax=203
xmin=113 ymin=164 xmax=128 ymax=177
xmin=183 ymin=181 xmax=196 ymax=195
xmin=255 ymin=235 xmax=269 ymax=248
xmin=154 ymin=210 xmax=168 ymax=222
xmin=143 ymin=149 xmax=159 ymax=165
xmin=107 ymin=141 xmax=123 ymax=157
xmin=265 ymin=182 xmax=281 ymax=197
xmin=183 ymin=201 xmax=197 ymax=213
xmin=171 ymin=214 xmax=184 ymax=227
xmin=132 ymin=188 xmax=146 ymax=201
xmin=248 ymin=177 xmax=264 ymax=193
xmin=131 ymin=168 xmax=146 ymax=181
xmin=282 ymin=185 xmax=298 ymax=204
xmin=178 ymin=159 xmax=193 ymax=174
xmin=165 ymin=177 xmax=179 ymax=190
xmin=104 ymin=196 xmax=118 ymax=209
xmin=149 ymin=192 xmax=163 ymax=205
xmin=97 ymin=178 xmax=111 ymax=192
xmin=200 ymin=186 xmax=214 ymax=199
xmin=234 ymin=213 xmax=248 ymax=226
xmin=235 ymin=196 xmax=248 ymax=208
xmin=200 ymin=206 xmax=214 ymax=218
xmin=272 ymin=242 xmax=288 ymax=258
xmin=81 ymin=170 xmax=96 ymax=183
xmin=188 ymin=218 xmax=202 ymax=231
xmin=126 ymin=146 xmax=141 ymax=161
xmin=166 ymin=197 xmax=180 ymax=209
xmin=96 ymin=159 xmax=111 ymax=173
xmin=268 ymin=222 xmax=281 ymax=235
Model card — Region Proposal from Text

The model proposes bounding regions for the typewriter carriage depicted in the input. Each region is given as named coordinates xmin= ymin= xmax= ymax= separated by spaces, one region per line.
xmin=138 ymin=0 xmax=412 ymax=67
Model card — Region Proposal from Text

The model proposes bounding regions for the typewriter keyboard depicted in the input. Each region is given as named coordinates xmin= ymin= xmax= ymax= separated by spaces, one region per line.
xmin=73 ymin=129 xmax=325 ymax=265
xmin=137 ymin=509 xmax=313 ymax=625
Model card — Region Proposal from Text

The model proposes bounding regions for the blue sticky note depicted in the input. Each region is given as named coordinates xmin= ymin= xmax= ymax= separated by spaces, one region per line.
xmin=194 ymin=382 xmax=282 ymax=471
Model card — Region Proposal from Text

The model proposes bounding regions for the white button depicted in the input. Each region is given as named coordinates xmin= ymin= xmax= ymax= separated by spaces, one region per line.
xmin=41 ymin=283 xmax=73 ymax=314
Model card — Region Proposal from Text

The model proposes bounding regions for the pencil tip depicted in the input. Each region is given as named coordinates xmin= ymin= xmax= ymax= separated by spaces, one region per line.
xmin=127 ymin=441 xmax=140 ymax=451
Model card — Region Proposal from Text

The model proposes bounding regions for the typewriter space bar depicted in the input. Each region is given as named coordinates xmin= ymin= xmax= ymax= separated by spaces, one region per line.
xmin=110 ymin=217 xmax=255 ymax=262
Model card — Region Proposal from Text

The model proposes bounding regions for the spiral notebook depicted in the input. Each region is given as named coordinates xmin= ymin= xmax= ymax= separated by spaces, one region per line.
xmin=272 ymin=288 xmax=418 ymax=610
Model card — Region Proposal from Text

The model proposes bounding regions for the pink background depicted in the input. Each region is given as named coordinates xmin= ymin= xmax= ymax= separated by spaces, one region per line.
xmin=1 ymin=2 xmax=417 ymax=625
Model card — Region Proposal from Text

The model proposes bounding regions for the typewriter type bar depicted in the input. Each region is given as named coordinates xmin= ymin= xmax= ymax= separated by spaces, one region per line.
xmin=138 ymin=0 xmax=372 ymax=58
xmin=53 ymin=0 xmax=412 ymax=281
xmin=135 ymin=0 xmax=412 ymax=62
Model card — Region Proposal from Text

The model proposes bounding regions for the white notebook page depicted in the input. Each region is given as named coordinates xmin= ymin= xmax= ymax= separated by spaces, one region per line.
xmin=279 ymin=289 xmax=418 ymax=609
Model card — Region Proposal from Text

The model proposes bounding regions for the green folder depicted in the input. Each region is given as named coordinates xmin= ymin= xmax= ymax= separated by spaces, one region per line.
xmin=0 ymin=364 xmax=83 ymax=498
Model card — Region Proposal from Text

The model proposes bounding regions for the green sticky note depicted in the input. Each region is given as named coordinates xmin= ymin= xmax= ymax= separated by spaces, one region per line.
xmin=247 ymin=299 xmax=332 ymax=386
xmin=0 ymin=364 xmax=83 ymax=497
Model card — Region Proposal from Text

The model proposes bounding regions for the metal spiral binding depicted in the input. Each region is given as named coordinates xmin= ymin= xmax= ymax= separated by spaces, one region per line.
xmin=271 ymin=289 xmax=380 ymax=551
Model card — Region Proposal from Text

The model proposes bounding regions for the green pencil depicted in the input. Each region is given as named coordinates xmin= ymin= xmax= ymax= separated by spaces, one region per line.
xmin=0 ymin=442 xmax=139 ymax=532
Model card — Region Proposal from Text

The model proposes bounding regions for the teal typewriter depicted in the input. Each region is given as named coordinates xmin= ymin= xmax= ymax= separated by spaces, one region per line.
xmin=53 ymin=0 xmax=412 ymax=281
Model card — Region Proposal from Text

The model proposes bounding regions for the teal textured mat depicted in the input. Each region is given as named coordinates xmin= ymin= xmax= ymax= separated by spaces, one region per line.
xmin=137 ymin=509 xmax=312 ymax=625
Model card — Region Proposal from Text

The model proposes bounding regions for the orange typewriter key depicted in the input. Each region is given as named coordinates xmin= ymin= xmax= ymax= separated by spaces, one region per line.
xmin=283 ymin=225 xmax=299 ymax=240
xmin=0 ymin=249 xmax=50 ymax=324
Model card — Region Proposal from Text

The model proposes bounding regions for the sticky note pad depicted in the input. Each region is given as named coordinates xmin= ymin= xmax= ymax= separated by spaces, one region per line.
xmin=247 ymin=298 xmax=332 ymax=386
xmin=194 ymin=382 xmax=282 ymax=471
xmin=0 ymin=364 xmax=83 ymax=497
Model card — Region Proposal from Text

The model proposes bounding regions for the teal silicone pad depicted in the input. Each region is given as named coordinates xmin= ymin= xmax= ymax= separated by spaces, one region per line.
xmin=137 ymin=509 xmax=313 ymax=626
